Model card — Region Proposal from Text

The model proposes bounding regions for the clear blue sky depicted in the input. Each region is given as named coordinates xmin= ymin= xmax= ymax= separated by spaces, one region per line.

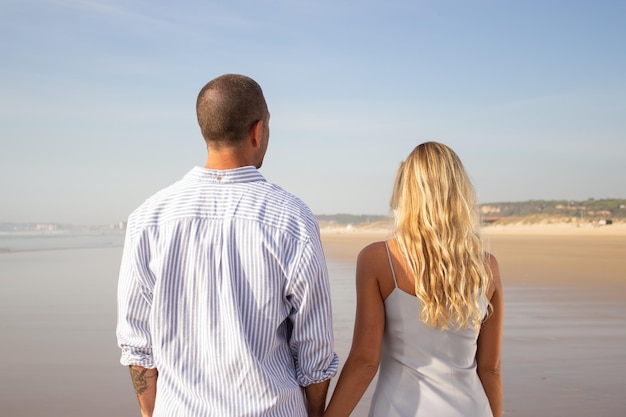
xmin=1 ymin=0 xmax=624 ymax=225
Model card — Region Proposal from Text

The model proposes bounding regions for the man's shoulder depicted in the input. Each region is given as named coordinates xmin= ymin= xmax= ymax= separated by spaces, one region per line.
xmin=256 ymin=182 xmax=319 ymax=237
xmin=126 ymin=176 xmax=191 ymax=228
xmin=263 ymin=182 xmax=313 ymax=213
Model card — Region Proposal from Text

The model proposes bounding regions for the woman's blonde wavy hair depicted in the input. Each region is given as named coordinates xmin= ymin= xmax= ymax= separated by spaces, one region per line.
xmin=390 ymin=142 xmax=491 ymax=332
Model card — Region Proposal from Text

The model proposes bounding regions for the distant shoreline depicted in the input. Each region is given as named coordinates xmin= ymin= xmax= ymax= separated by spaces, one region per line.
xmin=482 ymin=221 xmax=626 ymax=236
xmin=320 ymin=220 xmax=626 ymax=238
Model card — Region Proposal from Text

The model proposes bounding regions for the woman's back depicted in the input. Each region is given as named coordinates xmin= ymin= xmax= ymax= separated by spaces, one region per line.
xmin=323 ymin=142 xmax=502 ymax=417
xmin=367 ymin=241 xmax=492 ymax=417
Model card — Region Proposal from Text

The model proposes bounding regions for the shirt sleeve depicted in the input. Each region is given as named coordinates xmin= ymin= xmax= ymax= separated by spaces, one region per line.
xmin=286 ymin=232 xmax=339 ymax=387
xmin=116 ymin=225 xmax=156 ymax=369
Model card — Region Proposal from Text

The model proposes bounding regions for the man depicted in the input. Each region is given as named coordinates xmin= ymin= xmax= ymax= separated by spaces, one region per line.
xmin=116 ymin=74 xmax=338 ymax=417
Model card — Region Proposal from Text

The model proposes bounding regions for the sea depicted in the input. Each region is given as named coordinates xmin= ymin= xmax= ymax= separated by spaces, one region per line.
xmin=1 ymin=232 xmax=625 ymax=416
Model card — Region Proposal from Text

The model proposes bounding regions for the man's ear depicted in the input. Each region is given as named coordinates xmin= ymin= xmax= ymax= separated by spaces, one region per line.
xmin=250 ymin=119 xmax=264 ymax=149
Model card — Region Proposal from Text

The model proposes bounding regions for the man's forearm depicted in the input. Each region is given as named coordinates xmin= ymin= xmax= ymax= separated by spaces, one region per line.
xmin=129 ymin=365 xmax=158 ymax=417
xmin=304 ymin=379 xmax=330 ymax=417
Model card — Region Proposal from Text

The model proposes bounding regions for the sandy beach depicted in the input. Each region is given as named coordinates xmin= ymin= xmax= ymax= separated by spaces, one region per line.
xmin=321 ymin=222 xmax=626 ymax=293
xmin=320 ymin=223 xmax=626 ymax=416
xmin=0 ymin=225 xmax=624 ymax=416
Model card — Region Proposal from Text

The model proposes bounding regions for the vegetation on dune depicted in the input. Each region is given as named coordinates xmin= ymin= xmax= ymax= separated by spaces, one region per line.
xmin=317 ymin=199 xmax=626 ymax=227
xmin=479 ymin=198 xmax=626 ymax=224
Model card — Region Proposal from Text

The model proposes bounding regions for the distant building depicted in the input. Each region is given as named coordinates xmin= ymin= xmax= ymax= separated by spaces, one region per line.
xmin=590 ymin=210 xmax=612 ymax=218
xmin=34 ymin=223 xmax=58 ymax=231
xmin=480 ymin=205 xmax=501 ymax=214
xmin=557 ymin=204 xmax=586 ymax=211
xmin=480 ymin=216 xmax=501 ymax=225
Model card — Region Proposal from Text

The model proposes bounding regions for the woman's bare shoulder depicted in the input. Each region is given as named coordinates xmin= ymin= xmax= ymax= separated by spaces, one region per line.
xmin=358 ymin=240 xmax=389 ymax=261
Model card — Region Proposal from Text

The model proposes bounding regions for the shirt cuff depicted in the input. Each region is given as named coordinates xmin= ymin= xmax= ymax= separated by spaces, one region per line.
xmin=296 ymin=352 xmax=339 ymax=387
xmin=120 ymin=347 xmax=155 ymax=369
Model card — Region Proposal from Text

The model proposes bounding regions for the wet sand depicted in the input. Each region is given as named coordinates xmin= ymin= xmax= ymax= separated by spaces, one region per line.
xmin=0 ymin=247 xmax=138 ymax=417
xmin=321 ymin=224 xmax=626 ymax=416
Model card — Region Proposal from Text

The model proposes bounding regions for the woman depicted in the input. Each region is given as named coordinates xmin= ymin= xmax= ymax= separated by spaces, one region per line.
xmin=324 ymin=142 xmax=503 ymax=417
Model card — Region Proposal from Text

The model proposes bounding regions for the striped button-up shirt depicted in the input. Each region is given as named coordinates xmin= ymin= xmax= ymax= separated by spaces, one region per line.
xmin=117 ymin=166 xmax=338 ymax=417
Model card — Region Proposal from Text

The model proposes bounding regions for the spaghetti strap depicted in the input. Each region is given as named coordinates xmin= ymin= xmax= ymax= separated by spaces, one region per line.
xmin=384 ymin=241 xmax=399 ymax=288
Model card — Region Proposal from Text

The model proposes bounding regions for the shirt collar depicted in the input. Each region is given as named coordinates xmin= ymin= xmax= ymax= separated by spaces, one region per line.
xmin=184 ymin=166 xmax=266 ymax=184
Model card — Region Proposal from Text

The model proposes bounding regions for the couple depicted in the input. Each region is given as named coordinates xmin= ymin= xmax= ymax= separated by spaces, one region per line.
xmin=116 ymin=74 xmax=503 ymax=417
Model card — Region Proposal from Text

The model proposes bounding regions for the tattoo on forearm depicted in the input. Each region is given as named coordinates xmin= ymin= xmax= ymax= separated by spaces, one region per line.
xmin=129 ymin=366 xmax=156 ymax=395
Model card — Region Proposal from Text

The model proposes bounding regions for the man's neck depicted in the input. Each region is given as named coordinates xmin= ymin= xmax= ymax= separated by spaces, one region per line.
xmin=204 ymin=148 xmax=254 ymax=170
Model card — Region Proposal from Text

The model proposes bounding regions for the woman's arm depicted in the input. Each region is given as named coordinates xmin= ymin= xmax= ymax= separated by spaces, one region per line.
xmin=476 ymin=253 xmax=504 ymax=417
xmin=324 ymin=244 xmax=386 ymax=417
